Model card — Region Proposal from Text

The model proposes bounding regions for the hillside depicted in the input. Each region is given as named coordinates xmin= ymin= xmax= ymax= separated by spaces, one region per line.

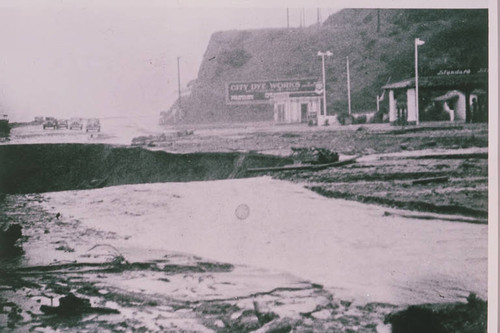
xmin=166 ymin=8 xmax=488 ymax=124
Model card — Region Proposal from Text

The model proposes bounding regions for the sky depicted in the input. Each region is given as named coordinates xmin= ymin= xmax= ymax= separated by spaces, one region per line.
xmin=0 ymin=0 xmax=490 ymax=122
xmin=0 ymin=1 xmax=341 ymax=121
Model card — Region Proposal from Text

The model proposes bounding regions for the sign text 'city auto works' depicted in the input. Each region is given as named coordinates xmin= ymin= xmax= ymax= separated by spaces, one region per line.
xmin=226 ymin=78 xmax=320 ymax=104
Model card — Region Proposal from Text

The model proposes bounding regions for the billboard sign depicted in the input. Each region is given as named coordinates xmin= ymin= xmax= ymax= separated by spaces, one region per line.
xmin=226 ymin=78 xmax=321 ymax=104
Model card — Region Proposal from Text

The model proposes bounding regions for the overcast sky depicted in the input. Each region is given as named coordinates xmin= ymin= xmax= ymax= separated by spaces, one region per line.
xmin=0 ymin=1 xmax=342 ymax=121
xmin=0 ymin=0 xmax=490 ymax=121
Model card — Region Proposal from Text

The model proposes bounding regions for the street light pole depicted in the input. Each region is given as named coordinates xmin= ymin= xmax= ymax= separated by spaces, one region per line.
xmin=318 ymin=51 xmax=332 ymax=117
xmin=415 ymin=38 xmax=425 ymax=125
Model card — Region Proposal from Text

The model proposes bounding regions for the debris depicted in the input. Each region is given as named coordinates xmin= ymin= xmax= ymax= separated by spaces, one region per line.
xmin=40 ymin=293 xmax=119 ymax=316
xmin=55 ymin=245 xmax=75 ymax=252
xmin=311 ymin=309 xmax=332 ymax=320
xmin=340 ymin=300 xmax=352 ymax=308
xmin=251 ymin=318 xmax=296 ymax=333
xmin=214 ymin=319 xmax=225 ymax=328
xmin=131 ymin=133 xmax=169 ymax=146
xmin=253 ymin=300 xmax=278 ymax=326
xmin=235 ymin=310 xmax=261 ymax=331
xmin=412 ymin=176 xmax=449 ymax=185
xmin=291 ymin=147 xmax=339 ymax=165
xmin=246 ymin=156 xmax=358 ymax=173
xmin=412 ymin=152 xmax=488 ymax=160
xmin=176 ymin=129 xmax=194 ymax=137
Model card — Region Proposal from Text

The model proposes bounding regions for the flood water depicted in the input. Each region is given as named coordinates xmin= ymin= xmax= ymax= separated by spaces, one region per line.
xmin=39 ymin=177 xmax=487 ymax=306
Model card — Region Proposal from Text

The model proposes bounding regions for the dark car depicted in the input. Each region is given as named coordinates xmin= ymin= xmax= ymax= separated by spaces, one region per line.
xmin=43 ymin=117 xmax=58 ymax=129
xmin=86 ymin=118 xmax=101 ymax=132
xmin=69 ymin=118 xmax=83 ymax=130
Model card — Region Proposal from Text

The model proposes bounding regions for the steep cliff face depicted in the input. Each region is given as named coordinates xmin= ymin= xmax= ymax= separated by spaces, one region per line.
xmin=170 ymin=8 xmax=487 ymax=124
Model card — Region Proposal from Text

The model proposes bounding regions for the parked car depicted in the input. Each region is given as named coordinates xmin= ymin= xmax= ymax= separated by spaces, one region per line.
xmin=69 ymin=118 xmax=83 ymax=130
xmin=57 ymin=119 xmax=69 ymax=129
xmin=43 ymin=117 xmax=58 ymax=129
xmin=86 ymin=118 xmax=101 ymax=132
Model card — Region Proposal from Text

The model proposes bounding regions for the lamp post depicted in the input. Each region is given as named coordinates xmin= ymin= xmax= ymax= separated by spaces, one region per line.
xmin=318 ymin=51 xmax=332 ymax=117
xmin=414 ymin=38 xmax=425 ymax=125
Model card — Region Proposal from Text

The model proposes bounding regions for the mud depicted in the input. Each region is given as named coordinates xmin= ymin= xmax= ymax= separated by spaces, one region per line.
xmin=273 ymin=153 xmax=488 ymax=219
xmin=0 ymin=194 xmax=397 ymax=332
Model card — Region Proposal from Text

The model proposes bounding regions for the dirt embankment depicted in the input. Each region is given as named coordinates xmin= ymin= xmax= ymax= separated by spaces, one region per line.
xmin=0 ymin=144 xmax=291 ymax=194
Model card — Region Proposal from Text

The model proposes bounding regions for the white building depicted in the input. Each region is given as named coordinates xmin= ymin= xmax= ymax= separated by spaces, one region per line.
xmin=382 ymin=73 xmax=488 ymax=125
xmin=271 ymin=92 xmax=322 ymax=124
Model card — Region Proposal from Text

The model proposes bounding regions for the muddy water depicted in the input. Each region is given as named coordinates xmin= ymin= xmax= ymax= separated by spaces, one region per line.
xmin=41 ymin=177 xmax=487 ymax=306
xmin=1 ymin=193 xmax=395 ymax=332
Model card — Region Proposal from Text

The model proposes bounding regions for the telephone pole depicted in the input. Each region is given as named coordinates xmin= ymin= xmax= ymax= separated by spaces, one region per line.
xmin=347 ymin=56 xmax=351 ymax=116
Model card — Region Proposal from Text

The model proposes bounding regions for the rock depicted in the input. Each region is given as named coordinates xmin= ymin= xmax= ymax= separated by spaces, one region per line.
xmin=230 ymin=311 xmax=243 ymax=320
xmin=311 ymin=309 xmax=331 ymax=320
xmin=253 ymin=301 xmax=278 ymax=325
xmin=236 ymin=311 xmax=260 ymax=331
xmin=340 ymin=300 xmax=352 ymax=308
xmin=214 ymin=319 xmax=225 ymax=328
xmin=251 ymin=318 xmax=296 ymax=333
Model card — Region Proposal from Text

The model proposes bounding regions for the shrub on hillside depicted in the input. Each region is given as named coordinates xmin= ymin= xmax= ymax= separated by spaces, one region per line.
xmin=218 ymin=49 xmax=252 ymax=68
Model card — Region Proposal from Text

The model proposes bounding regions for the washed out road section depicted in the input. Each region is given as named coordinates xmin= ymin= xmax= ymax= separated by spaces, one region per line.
xmin=0 ymin=144 xmax=291 ymax=194
xmin=41 ymin=177 xmax=487 ymax=306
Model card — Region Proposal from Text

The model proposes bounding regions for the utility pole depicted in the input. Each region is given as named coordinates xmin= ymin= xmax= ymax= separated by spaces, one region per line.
xmin=177 ymin=56 xmax=182 ymax=111
xmin=318 ymin=51 xmax=332 ymax=117
xmin=317 ymin=8 xmax=321 ymax=26
xmin=415 ymin=38 xmax=425 ymax=125
xmin=347 ymin=56 xmax=351 ymax=116
xmin=287 ymin=8 xmax=289 ymax=28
